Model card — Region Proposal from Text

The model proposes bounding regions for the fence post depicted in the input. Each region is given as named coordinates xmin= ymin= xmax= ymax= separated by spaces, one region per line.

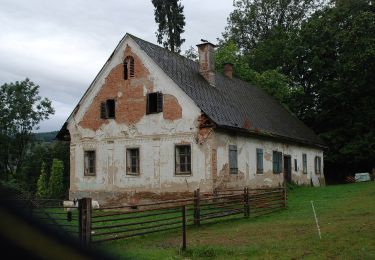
xmin=181 ymin=205 xmax=186 ymax=251
xmin=283 ymin=188 xmax=287 ymax=208
xmin=194 ymin=188 xmax=200 ymax=226
xmin=246 ymin=188 xmax=250 ymax=217
xmin=79 ymin=197 xmax=92 ymax=246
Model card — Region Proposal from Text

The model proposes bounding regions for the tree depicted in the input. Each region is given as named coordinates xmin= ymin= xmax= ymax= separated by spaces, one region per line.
xmin=223 ymin=0 xmax=325 ymax=54
xmin=284 ymin=0 xmax=375 ymax=179
xmin=48 ymin=159 xmax=64 ymax=199
xmin=36 ymin=162 xmax=48 ymax=199
xmin=0 ymin=79 xmax=54 ymax=181
xmin=152 ymin=0 xmax=186 ymax=52
xmin=183 ymin=46 xmax=198 ymax=61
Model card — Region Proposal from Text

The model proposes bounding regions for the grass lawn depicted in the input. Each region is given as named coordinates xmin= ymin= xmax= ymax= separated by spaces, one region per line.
xmin=97 ymin=182 xmax=375 ymax=259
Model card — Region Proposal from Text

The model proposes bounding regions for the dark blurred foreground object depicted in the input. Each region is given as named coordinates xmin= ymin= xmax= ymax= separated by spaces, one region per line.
xmin=0 ymin=187 xmax=114 ymax=260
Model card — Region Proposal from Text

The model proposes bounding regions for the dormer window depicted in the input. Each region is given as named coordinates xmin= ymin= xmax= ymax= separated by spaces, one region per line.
xmin=124 ymin=56 xmax=135 ymax=80
xmin=146 ymin=92 xmax=163 ymax=114
xmin=100 ymin=99 xmax=115 ymax=119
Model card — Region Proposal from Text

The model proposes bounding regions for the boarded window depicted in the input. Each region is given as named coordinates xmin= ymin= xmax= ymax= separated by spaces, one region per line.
xmin=256 ymin=148 xmax=263 ymax=174
xmin=229 ymin=145 xmax=238 ymax=174
xmin=272 ymin=151 xmax=283 ymax=174
xmin=126 ymin=148 xmax=140 ymax=175
xmin=100 ymin=99 xmax=115 ymax=119
xmin=146 ymin=92 xmax=163 ymax=114
xmin=124 ymin=56 xmax=135 ymax=80
xmin=315 ymin=156 xmax=322 ymax=175
xmin=175 ymin=145 xmax=191 ymax=175
xmin=294 ymin=159 xmax=298 ymax=172
xmin=302 ymin=154 xmax=307 ymax=174
xmin=84 ymin=151 xmax=96 ymax=176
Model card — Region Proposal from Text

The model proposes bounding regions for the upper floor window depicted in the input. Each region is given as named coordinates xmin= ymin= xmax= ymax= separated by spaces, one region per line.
xmin=175 ymin=145 xmax=191 ymax=175
xmin=100 ymin=99 xmax=115 ymax=119
xmin=124 ymin=56 xmax=135 ymax=80
xmin=273 ymin=151 xmax=282 ymax=174
xmin=84 ymin=150 xmax=96 ymax=176
xmin=315 ymin=156 xmax=322 ymax=175
xmin=229 ymin=145 xmax=238 ymax=174
xmin=256 ymin=148 xmax=263 ymax=174
xmin=302 ymin=154 xmax=307 ymax=174
xmin=146 ymin=92 xmax=163 ymax=114
xmin=294 ymin=159 xmax=298 ymax=172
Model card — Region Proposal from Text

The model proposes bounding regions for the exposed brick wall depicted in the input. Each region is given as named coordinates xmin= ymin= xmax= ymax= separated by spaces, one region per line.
xmin=79 ymin=45 xmax=182 ymax=131
xmin=163 ymin=94 xmax=182 ymax=120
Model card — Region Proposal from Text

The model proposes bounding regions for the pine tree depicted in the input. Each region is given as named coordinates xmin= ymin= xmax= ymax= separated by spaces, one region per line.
xmin=48 ymin=159 xmax=64 ymax=199
xmin=152 ymin=0 xmax=186 ymax=53
xmin=36 ymin=162 xmax=48 ymax=199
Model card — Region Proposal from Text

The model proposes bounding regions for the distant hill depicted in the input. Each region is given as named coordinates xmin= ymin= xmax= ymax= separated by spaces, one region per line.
xmin=33 ymin=131 xmax=59 ymax=143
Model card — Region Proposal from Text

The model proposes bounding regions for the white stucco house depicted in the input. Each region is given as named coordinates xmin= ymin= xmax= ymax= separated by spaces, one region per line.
xmin=57 ymin=33 xmax=326 ymax=203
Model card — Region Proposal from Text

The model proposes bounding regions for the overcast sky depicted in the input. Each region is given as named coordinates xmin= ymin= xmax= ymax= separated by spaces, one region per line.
xmin=0 ymin=0 xmax=234 ymax=132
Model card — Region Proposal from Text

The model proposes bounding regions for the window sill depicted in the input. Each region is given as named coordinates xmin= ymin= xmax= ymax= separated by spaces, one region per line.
xmin=126 ymin=173 xmax=140 ymax=177
xmin=84 ymin=174 xmax=96 ymax=177
xmin=175 ymin=173 xmax=192 ymax=177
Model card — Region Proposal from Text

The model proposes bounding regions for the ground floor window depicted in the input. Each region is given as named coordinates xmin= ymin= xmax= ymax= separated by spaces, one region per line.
xmin=315 ymin=156 xmax=322 ymax=175
xmin=229 ymin=145 xmax=238 ymax=174
xmin=273 ymin=151 xmax=282 ymax=174
xmin=84 ymin=150 xmax=96 ymax=176
xmin=175 ymin=145 xmax=191 ymax=175
xmin=256 ymin=148 xmax=263 ymax=174
xmin=302 ymin=153 xmax=307 ymax=174
xmin=126 ymin=148 xmax=140 ymax=175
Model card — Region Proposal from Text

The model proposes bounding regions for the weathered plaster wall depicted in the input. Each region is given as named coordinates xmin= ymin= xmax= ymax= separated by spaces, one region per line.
xmin=212 ymin=131 xmax=324 ymax=189
xmin=67 ymin=36 xmax=210 ymax=203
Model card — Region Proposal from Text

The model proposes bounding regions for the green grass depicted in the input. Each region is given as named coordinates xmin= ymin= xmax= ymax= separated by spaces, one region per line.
xmin=97 ymin=182 xmax=375 ymax=259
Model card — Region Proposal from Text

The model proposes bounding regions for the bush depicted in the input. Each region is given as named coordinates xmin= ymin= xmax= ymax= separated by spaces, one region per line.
xmin=48 ymin=159 xmax=64 ymax=199
xmin=36 ymin=162 xmax=49 ymax=198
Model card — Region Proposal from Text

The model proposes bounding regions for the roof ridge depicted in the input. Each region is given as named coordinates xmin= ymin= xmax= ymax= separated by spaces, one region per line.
xmin=127 ymin=33 xmax=198 ymax=65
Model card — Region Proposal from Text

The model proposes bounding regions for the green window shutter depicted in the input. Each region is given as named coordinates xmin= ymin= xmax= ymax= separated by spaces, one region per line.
xmin=100 ymin=102 xmax=107 ymax=119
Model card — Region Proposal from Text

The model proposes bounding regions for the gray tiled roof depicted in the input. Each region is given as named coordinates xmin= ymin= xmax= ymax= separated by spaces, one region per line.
xmin=130 ymin=34 xmax=324 ymax=147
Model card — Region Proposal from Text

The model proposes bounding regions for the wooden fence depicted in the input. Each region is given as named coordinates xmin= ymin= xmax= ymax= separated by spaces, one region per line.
xmin=17 ymin=187 xmax=287 ymax=249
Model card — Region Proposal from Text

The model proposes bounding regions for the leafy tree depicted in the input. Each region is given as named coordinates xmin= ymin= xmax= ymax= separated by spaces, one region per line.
xmin=183 ymin=46 xmax=198 ymax=61
xmin=0 ymin=79 xmax=54 ymax=182
xmin=152 ymin=0 xmax=186 ymax=52
xmin=223 ymin=0 xmax=325 ymax=54
xmin=283 ymin=0 xmax=375 ymax=178
xmin=48 ymin=159 xmax=64 ymax=199
xmin=36 ymin=162 xmax=48 ymax=199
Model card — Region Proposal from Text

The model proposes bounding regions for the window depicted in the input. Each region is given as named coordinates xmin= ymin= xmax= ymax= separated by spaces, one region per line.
xmin=256 ymin=148 xmax=263 ymax=174
xmin=175 ymin=145 xmax=191 ymax=175
xmin=294 ymin=159 xmax=298 ymax=172
xmin=126 ymin=148 xmax=140 ymax=175
xmin=146 ymin=92 xmax=163 ymax=114
xmin=272 ymin=151 xmax=283 ymax=174
xmin=302 ymin=154 xmax=307 ymax=174
xmin=124 ymin=56 xmax=135 ymax=80
xmin=229 ymin=145 xmax=238 ymax=174
xmin=100 ymin=99 xmax=115 ymax=119
xmin=315 ymin=156 xmax=322 ymax=175
xmin=84 ymin=151 xmax=96 ymax=176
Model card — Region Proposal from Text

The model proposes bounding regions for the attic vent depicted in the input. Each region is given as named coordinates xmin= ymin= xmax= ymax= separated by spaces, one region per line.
xmin=124 ymin=56 xmax=135 ymax=80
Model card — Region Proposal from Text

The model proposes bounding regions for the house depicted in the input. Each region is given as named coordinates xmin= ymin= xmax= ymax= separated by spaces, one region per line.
xmin=57 ymin=33 xmax=326 ymax=203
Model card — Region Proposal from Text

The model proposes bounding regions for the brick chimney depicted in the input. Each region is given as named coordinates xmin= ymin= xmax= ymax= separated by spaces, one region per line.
xmin=223 ymin=63 xmax=233 ymax=79
xmin=197 ymin=42 xmax=216 ymax=86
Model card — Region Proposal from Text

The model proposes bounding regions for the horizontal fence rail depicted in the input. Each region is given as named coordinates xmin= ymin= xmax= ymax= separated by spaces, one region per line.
xmin=7 ymin=187 xmax=287 ymax=249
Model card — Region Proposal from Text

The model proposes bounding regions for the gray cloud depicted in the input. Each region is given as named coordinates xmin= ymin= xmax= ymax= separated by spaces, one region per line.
xmin=0 ymin=0 xmax=233 ymax=132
